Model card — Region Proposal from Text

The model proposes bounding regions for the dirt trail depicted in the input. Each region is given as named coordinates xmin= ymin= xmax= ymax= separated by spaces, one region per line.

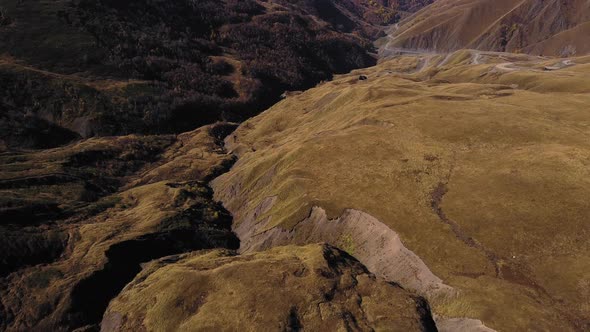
xmin=379 ymin=32 xmax=577 ymax=76
xmin=430 ymin=182 xmax=501 ymax=276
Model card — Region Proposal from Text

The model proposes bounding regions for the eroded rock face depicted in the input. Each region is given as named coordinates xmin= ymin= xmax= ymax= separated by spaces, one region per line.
xmin=232 ymin=200 xmax=452 ymax=298
xmin=435 ymin=317 xmax=496 ymax=332
xmin=101 ymin=244 xmax=437 ymax=332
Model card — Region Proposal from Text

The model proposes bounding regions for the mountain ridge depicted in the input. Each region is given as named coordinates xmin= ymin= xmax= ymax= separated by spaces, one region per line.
xmin=1 ymin=1 xmax=590 ymax=331
xmin=386 ymin=0 xmax=590 ymax=56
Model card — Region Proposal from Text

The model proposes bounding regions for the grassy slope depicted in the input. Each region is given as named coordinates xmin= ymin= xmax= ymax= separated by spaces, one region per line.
xmin=103 ymin=244 xmax=435 ymax=331
xmin=212 ymin=51 xmax=590 ymax=331
xmin=389 ymin=0 xmax=590 ymax=55
xmin=0 ymin=121 xmax=440 ymax=331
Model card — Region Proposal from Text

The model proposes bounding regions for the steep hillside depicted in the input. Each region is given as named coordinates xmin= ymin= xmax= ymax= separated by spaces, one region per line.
xmin=0 ymin=123 xmax=241 ymax=330
xmin=384 ymin=0 xmax=590 ymax=56
xmin=7 ymin=1 xmax=590 ymax=331
xmin=0 ymin=122 xmax=440 ymax=331
xmin=212 ymin=51 xmax=590 ymax=331
xmin=0 ymin=0 xmax=368 ymax=149
xmin=0 ymin=0 xmax=431 ymax=150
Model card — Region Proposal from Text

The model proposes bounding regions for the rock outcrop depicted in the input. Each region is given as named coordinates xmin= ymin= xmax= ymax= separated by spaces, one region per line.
xmin=101 ymin=244 xmax=437 ymax=332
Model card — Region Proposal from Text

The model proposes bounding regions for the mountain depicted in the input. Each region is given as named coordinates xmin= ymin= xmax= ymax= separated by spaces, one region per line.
xmin=385 ymin=0 xmax=590 ymax=56
xmin=0 ymin=0 xmax=433 ymax=150
xmin=211 ymin=51 xmax=590 ymax=331
xmin=2 ymin=0 xmax=589 ymax=331
xmin=0 ymin=0 xmax=369 ymax=150
xmin=0 ymin=1 xmax=438 ymax=330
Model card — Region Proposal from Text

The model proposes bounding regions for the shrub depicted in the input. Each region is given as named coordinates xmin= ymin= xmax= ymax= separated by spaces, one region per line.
xmin=0 ymin=7 xmax=11 ymax=26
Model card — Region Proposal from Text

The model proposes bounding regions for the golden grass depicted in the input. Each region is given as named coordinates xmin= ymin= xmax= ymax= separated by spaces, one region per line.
xmin=104 ymin=244 xmax=430 ymax=331
xmin=213 ymin=52 xmax=590 ymax=330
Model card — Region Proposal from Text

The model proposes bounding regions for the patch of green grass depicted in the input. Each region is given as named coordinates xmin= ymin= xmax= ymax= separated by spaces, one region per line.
xmin=339 ymin=233 xmax=356 ymax=256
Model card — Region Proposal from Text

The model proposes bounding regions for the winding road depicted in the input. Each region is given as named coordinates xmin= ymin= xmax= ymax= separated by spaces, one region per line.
xmin=377 ymin=28 xmax=576 ymax=75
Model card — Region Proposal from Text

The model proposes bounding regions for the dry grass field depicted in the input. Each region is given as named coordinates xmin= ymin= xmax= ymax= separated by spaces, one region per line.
xmin=212 ymin=50 xmax=590 ymax=331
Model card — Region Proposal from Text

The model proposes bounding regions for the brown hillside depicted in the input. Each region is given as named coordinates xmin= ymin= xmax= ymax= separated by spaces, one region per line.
xmin=102 ymin=244 xmax=436 ymax=331
xmin=212 ymin=51 xmax=590 ymax=331
xmin=0 ymin=122 xmax=441 ymax=331
xmin=384 ymin=0 xmax=590 ymax=56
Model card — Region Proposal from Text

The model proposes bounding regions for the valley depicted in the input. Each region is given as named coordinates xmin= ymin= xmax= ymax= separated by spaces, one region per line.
xmin=1 ymin=0 xmax=589 ymax=331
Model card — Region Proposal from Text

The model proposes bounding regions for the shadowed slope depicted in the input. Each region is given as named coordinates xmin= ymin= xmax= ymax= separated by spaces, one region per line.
xmin=0 ymin=0 xmax=381 ymax=149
